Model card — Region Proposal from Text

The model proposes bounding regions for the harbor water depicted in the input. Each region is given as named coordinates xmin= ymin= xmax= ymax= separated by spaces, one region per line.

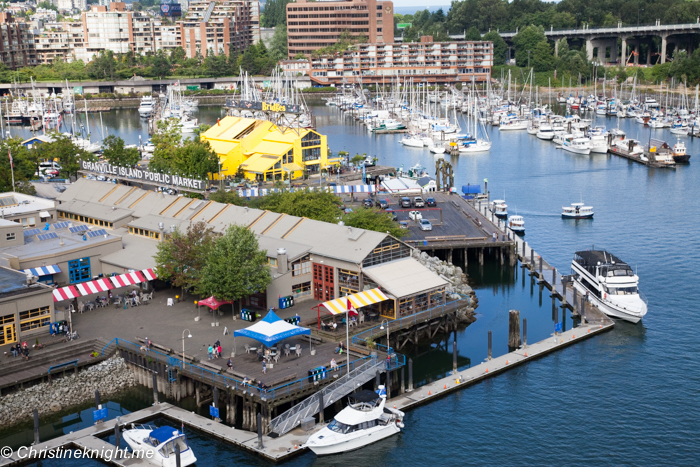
xmin=4 ymin=106 xmax=700 ymax=465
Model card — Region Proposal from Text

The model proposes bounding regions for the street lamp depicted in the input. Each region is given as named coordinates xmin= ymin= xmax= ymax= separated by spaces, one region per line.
xmin=379 ymin=319 xmax=391 ymax=353
xmin=182 ymin=329 xmax=192 ymax=367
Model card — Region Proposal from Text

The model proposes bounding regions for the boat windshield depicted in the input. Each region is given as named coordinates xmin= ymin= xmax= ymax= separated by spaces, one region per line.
xmin=606 ymin=269 xmax=634 ymax=277
xmin=158 ymin=436 xmax=188 ymax=458
xmin=607 ymin=286 xmax=638 ymax=295
xmin=327 ymin=420 xmax=352 ymax=434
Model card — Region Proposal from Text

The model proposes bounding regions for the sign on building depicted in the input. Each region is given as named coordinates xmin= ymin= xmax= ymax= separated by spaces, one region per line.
xmin=161 ymin=3 xmax=181 ymax=16
xmin=80 ymin=161 xmax=206 ymax=191
xmin=73 ymin=87 xmax=83 ymax=95
xmin=397 ymin=23 xmax=412 ymax=29
xmin=235 ymin=100 xmax=301 ymax=114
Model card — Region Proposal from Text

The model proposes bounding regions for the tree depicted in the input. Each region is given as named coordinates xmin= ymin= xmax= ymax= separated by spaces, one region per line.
xmin=170 ymin=46 xmax=187 ymax=64
xmin=512 ymin=25 xmax=547 ymax=67
xmin=483 ymin=31 xmax=508 ymax=65
xmin=343 ymin=208 xmax=407 ymax=238
xmin=86 ymin=50 xmax=117 ymax=80
xmin=149 ymin=119 xmax=183 ymax=173
xmin=154 ymin=221 xmax=216 ymax=296
xmin=102 ymin=135 xmax=140 ymax=167
xmin=35 ymin=132 xmax=94 ymax=179
xmin=198 ymin=225 xmax=272 ymax=304
xmin=150 ymin=49 xmax=172 ymax=79
xmin=465 ymin=26 xmax=481 ymax=41
xmin=170 ymin=139 xmax=220 ymax=182
xmin=269 ymin=24 xmax=288 ymax=62
xmin=531 ymin=40 xmax=555 ymax=71
xmin=259 ymin=190 xmax=342 ymax=223
xmin=0 ymin=136 xmax=38 ymax=193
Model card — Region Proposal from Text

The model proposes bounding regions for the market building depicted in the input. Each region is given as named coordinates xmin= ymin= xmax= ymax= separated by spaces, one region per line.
xmin=200 ymin=116 xmax=342 ymax=181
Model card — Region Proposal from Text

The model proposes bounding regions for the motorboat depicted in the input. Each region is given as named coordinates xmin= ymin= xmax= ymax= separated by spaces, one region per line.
xmin=498 ymin=116 xmax=528 ymax=131
xmin=304 ymin=386 xmax=405 ymax=456
xmin=508 ymin=215 xmax=525 ymax=234
xmin=536 ymin=124 xmax=555 ymax=140
xmin=562 ymin=202 xmax=593 ymax=219
xmin=490 ymin=199 xmax=508 ymax=218
xmin=672 ymin=140 xmax=691 ymax=163
xmin=400 ymin=136 xmax=424 ymax=148
xmin=122 ymin=424 xmax=197 ymax=467
xmin=570 ymin=249 xmax=647 ymax=323
xmin=138 ymin=96 xmax=155 ymax=118
xmin=428 ymin=141 xmax=446 ymax=154
xmin=611 ymin=138 xmax=644 ymax=156
xmin=561 ymin=137 xmax=591 ymax=155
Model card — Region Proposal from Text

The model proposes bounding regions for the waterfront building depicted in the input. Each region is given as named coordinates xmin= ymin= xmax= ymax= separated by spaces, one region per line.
xmin=35 ymin=21 xmax=87 ymax=64
xmin=0 ymin=266 xmax=55 ymax=347
xmin=0 ymin=13 xmax=38 ymax=70
xmin=279 ymin=59 xmax=311 ymax=76
xmin=200 ymin=116 xmax=343 ymax=181
xmin=176 ymin=0 xmax=261 ymax=59
xmin=309 ymin=36 xmax=493 ymax=86
xmin=286 ymin=0 xmax=393 ymax=58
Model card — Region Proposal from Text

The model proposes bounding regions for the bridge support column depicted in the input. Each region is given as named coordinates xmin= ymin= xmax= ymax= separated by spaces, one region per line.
xmin=661 ymin=35 xmax=668 ymax=64
xmin=585 ymin=38 xmax=594 ymax=60
xmin=554 ymin=39 xmax=559 ymax=57
xmin=621 ymin=36 xmax=628 ymax=64
xmin=634 ymin=43 xmax=640 ymax=65
xmin=647 ymin=42 xmax=652 ymax=65
xmin=610 ymin=39 xmax=618 ymax=63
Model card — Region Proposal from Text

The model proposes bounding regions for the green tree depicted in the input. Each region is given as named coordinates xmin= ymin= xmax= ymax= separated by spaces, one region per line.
xmin=483 ymin=31 xmax=508 ymax=65
xmin=343 ymin=208 xmax=407 ymax=238
xmin=150 ymin=119 xmax=182 ymax=173
xmin=170 ymin=46 xmax=187 ymax=64
xmin=170 ymin=139 xmax=220 ymax=182
xmin=531 ymin=40 xmax=554 ymax=71
xmin=86 ymin=50 xmax=117 ymax=80
xmin=102 ymin=135 xmax=140 ymax=167
xmin=465 ymin=26 xmax=481 ymax=41
xmin=150 ymin=49 xmax=172 ymax=79
xmin=512 ymin=25 xmax=547 ymax=67
xmin=198 ymin=225 xmax=272 ymax=304
xmin=259 ymin=190 xmax=342 ymax=223
xmin=269 ymin=24 xmax=288 ymax=62
xmin=0 ymin=136 xmax=38 ymax=192
xmin=154 ymin=221 xmax=216 ymax=296
xmin=35 ymin=132 xmax=94 ymax=179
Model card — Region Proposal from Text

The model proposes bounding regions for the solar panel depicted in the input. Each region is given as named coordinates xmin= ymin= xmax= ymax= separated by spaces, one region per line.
xmin=23 ymin=228 xmax=41 ymax=237
xmin=87 ymin=229 xmax=107 ymax=238
xmin=51 ymin=222 xmax=70 ymax=230
xmin=37 ymin=232 xmax=58 ymax=241
xmin=69 ymin=225 xmax=89 ymax=233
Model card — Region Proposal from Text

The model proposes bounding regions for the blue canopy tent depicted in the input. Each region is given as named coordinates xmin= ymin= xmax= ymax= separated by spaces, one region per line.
xmin=233 ymin=309 xmax=311 ymax=356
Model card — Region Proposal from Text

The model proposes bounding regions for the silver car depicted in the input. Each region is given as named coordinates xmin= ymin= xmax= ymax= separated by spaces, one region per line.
xmin=419 ymin=219 xmax=432 ymax=231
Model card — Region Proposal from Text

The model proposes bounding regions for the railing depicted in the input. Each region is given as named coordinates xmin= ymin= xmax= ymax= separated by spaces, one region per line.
xmin=352 ymin=295 xmax=470 ymax=346
xmin=496 ymin=22 xmax=700 ymax=37
xmin=48 ymin=359 xmax=78 ymax=376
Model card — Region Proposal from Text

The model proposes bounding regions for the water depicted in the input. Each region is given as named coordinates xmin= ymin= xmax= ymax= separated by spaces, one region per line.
xmin=3 ymin=107 xmax=700 ymax=465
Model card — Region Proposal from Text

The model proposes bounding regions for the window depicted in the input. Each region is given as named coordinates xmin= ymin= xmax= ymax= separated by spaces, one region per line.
xmin=292 ymin=281 xmax=311 ymax=299
xmin=292 ymin=255 xmax=311 ymax=276
xmin=6 ymin=232 xmax=15 ymax=241
xmin=20 ymin=306 xmax=51 ymax=332
xmin=68 ymin=257 xmax=91 ymax=284
xmin=268 ymin=257 xmax=278 ymax=267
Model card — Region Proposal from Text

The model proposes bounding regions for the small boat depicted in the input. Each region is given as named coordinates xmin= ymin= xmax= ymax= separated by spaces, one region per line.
xmin=561 ymin=137 xmax=591 ymax=155
xmin=508 ymin=215 xmax=525 ymax=234
xmin=138 ymin=96 xmax=155 ymax=118
xmin=562 ymin=202 xmax=593 ymax=219
xmin=490 ymin=199 xmax=508 ymax=218
xmin=536 ymin=124 xmax=555 ymax=140
xmin=570 ymin=249 xmax=647 ymax=323
xmin=672 ymin=140 xmax=691 ymax=163
xmin=304 ymin=386 xmax=404 ymax=456
xmin=400 ymin=136 xmax=424 ymax=148
xmin=122 ymin=424 xmax=197 ymax=466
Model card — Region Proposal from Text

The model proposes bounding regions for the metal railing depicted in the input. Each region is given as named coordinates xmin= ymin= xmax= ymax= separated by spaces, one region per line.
xmin=352 ymin=295 xmax=470 ymax=346
xmin=48 ymin=359 xmax=78 ymax=376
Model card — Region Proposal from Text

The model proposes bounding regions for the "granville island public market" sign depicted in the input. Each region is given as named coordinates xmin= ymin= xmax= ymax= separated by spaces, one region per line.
xmin=80 ymin=161 xmax=206 ymax=190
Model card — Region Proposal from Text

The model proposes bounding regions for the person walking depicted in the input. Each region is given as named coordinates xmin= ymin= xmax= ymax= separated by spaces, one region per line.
xmin=208 ymin=344 xmax=214 ymax=360
xmin=262 ymin=360 xmax=267 ymax=374
xmin=227 ymin=358 xmax=233 ymax=371
xmin=217 ymin=344 xmax=222 ymax=359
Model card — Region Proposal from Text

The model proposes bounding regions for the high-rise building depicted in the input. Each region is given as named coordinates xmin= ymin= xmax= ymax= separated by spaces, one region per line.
xmin=35 ymin=21 xmax=86 ymax=64
xmin=0 ymin=13 xmax=38 ymax=70
xmin=177 ymin=0 xmax=260 ymax=59
xmin=286 ymin=0 xmax=393 ymax=58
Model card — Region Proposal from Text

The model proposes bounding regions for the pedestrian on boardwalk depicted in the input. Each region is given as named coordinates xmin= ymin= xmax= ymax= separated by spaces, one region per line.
xmin=227 ymin=358 xmax=233 ymax=371
xmin=217 ymin=344 xmax=222 ymax=358
xmin=208 ymin=345 xmax=214 ymax=360
xmin=262 ymin=360 xmax=267 ymax=374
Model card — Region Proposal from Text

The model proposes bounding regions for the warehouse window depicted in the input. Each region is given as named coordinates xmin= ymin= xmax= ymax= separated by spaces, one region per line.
xmin=68 ymin=257 xmax=91 ymax=284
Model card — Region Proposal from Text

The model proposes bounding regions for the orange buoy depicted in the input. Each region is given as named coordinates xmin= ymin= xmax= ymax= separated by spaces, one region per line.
xmin=485 ymin=368 xmax=488 ymax=373
xmin=525 ymin=352 xmax=528 ymax=357
xmin=444 ymin=384 xmax=447 ymax=389
xmin=428 ymin=390 xmax=431 ymax=395
xmin=588 ymin=329 xmax=590 ymax=333
xmin=294 ymin=445 xmax=298 ymax=449
xmin=506 ymin=360 xmax=509 ymax=365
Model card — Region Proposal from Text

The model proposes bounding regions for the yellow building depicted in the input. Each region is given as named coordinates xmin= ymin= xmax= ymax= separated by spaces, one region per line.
xmin=200 ymin=116 xmax=341 ymax=182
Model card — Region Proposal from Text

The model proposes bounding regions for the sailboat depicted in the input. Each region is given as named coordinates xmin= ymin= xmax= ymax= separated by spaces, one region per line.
xmin=459 ymin=88 xmax=491 ymax=153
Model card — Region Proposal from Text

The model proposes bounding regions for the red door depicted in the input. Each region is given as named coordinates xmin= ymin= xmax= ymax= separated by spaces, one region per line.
xmin=313 ymin=263 xmax=335 ymax=301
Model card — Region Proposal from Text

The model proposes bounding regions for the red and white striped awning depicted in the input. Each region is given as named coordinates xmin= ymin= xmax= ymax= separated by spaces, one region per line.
xmin=141 ymin=268 xmax=157 ymax=281
xmin=75 ymin=278 xmax=114 ymax=296
xmin=110 ymin=271 xmax=146 ymax=288
xmin=53 ymin=285 xmax=80 ymax=302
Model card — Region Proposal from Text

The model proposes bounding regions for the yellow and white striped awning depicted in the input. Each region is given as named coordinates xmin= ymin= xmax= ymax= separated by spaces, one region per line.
xmin=321 ymin=288 xmax=389 ymax=315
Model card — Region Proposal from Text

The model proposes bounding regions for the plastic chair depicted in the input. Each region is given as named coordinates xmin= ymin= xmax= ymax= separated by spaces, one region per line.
xmin=295 ymin=346 xmax=302 ymax=357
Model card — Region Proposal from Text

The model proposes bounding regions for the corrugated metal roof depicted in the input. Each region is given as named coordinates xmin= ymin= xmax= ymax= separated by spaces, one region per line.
xmin=363 ymin=258 xmax=448 ymax=298
xmin=208 ymin=139 xmax=239 ymax=156
xmin=240 ymin=153 xmax=281 ymax=174
xmin=251 ymin=141 xmax=293 ymax=156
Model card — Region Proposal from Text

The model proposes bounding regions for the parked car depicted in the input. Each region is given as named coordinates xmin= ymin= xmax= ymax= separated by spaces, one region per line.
xmin=426 ymin=197 xmax=437 ymax=207
xmin=376 ymin=198 xmax=389 ymax=209
xmin=408 ymin=211 xmax=422 ymax=221
xmin=363 ymin=197 xmax=374 ymax=208
xmin=399 ymin=221 xmax=409 ymax=229
xmin=414 ymin=197 xmax=425 ymax=208
xmin=400 ymin=197 xmax=412 ymax=208
xmin=419 ymin=219 xmax=433 ymax=231
xmin=386 ymin=208 xmax=398 ymax=221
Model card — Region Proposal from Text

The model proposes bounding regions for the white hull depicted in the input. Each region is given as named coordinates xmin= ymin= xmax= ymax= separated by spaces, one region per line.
xmin=562 ymin=212 xmax=594 ymax=218
xmin=459 ymin=141 xmax=492 ymax=153
xmin=562 ymin=145 xmax=591 ymax=155
xmin=536 ymin=132 xmax=554 ymax=140
xmin=307 ymin=424 xmax=400 ymax=456
xmin=122 ymin=429 xmax=196 ymax=467
xmin=571 ymin=281 xmax=644 ymax=323
xmin=499 ymin=123 xmax=528 ymax=131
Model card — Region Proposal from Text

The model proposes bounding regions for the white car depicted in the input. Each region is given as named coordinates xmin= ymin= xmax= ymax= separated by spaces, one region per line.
xmin=419 ymin=219 xmax=433 ymax=231
xmin=408 ymin=211 xmax=422 ymax=221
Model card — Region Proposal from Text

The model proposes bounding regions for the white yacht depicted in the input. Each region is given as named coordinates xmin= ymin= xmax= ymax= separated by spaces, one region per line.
xmin=304 ymin=387 xmax=405 ymax=456
xmin=562 ymin=202 xmax=593 ymax=219
xmin=400 ymin=135 xmax=425 ymax=148
xmin=122 ymin=425 xmax=196 ymax=467
xmin=490 ymin=199 xmax=508 ymax=218
xmin=138 ymin=96 xmax=155 ymax=118
xmin=508 ymin=215 xmax=525 ymax=234
xmin=536 ymin=124 xmax=555 ymax=140
xmin=570 ymin=249 xmax=647 ymax=323
xmin=498 ymin=115 xmax=528 ymax=131
xmin=458 ymin=138 xmax=492 ymax=153
xmin=561 ymin=137 xmax=592 ymax=155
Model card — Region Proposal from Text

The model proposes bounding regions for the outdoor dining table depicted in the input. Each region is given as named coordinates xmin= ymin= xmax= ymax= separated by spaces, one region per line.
xmin=85 ymin=302 xmax=96 ymax=311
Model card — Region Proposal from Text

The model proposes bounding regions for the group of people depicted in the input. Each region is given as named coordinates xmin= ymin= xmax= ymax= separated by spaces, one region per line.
xmin=10 ymin=342 xmax=30 ymax=360
xmin=208 ymin=340 xmax=223 ymax=360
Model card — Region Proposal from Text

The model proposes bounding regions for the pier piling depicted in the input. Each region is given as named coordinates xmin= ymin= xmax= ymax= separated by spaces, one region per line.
xmin=152 ymin=371 xmax=159 ymax=404
xmin=375 ymin=370 xmax=380 ymax=391
xmin=554 ymin=303 xmax=559 ymax=332
xmin=408 ymin=358 xmax=414 ymax=391
xmin=114 ymin=422 xmax=121 ymax=455
xmin=488 ymin=331 xmax=492 ymax=360
xmin=539 ymin=256 xmax=543 ymax=276
xmin=386 ymin=369 xmax=392 ymax=399
xmin=33 ymin=409 xmax=39 ymax=445
xmin=175 ymin=442 xmax=181 ymax=467
xmin=257 ymin=413 xmax=264 ymax=449
xmin=452 ymin=340 xmax=457 ymax=374
xmin=508 ymin=310 xmax=521 ymax=350
xmin=523 ymin=318 xmax=527 ymax=347
xmin=317 ymin=392 xmax=324 ymax=423
xmin=562 ymin=280 xmax=567 ymax=305
xmin=400 ymin=367 xmax=405 ymax=394
xmin=530 ymin=249 xmax=534 ymax=266
xmin=552 ymin=267 xmax=556 ymax=286
xmin=94 ymin=390 xmax=100 ymax=409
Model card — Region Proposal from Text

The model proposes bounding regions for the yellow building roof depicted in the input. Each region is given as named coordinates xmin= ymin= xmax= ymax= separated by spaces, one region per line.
xmin=253 ymin=141 xmax=293 ymax=156
xmin=240 ymin=153 xmax=282 ymax=174
xmin=201 ymin=117 xmax=257 ymax=141
xmin=208 ymin=140 xmax=239 ymax=156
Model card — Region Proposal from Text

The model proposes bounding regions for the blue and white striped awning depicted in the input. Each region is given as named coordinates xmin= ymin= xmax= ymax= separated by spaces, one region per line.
xmin=23 ymin=264 xmax=61 ymax=277
xmin=234 ymin=185 xmax=375 ymax=198
xmin=333 ymin=185 xmax=376 ymax=194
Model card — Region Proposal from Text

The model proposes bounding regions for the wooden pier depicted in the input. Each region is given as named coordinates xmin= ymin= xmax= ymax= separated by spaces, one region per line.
xmin=608 ymin=145 xmax=675 ymax=169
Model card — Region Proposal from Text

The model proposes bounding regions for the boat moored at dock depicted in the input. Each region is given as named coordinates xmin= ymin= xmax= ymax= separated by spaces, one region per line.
xmin=122 ymin=424 xmax=197 ymax=466
xmin=508 ymin=215 xmax=525 ymax=234
xmin=570 ymin=249 xmax=647 ymax=323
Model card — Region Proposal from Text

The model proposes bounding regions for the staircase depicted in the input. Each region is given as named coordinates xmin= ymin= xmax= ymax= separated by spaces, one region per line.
xmin=268 ymin=356 xmax=385 ymax=437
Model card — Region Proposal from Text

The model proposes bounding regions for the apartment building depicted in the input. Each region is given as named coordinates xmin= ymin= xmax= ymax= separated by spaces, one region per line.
xmin=0 ymin=13 xmax=38 ymax=70
xmin=309 ymin=37 xmax=494 ymax=86
xmin=177 ymin=0 xmax=260 ymax=59
xmin=57 ymin=0 xmax=88 ymax=12
xmin=82 ymin=3 xmax=133 ymax=58
xmin=286 ymin=0 xmax=393 ymax=58
xmin=35 ymin=21 xmax=86 ymax=64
